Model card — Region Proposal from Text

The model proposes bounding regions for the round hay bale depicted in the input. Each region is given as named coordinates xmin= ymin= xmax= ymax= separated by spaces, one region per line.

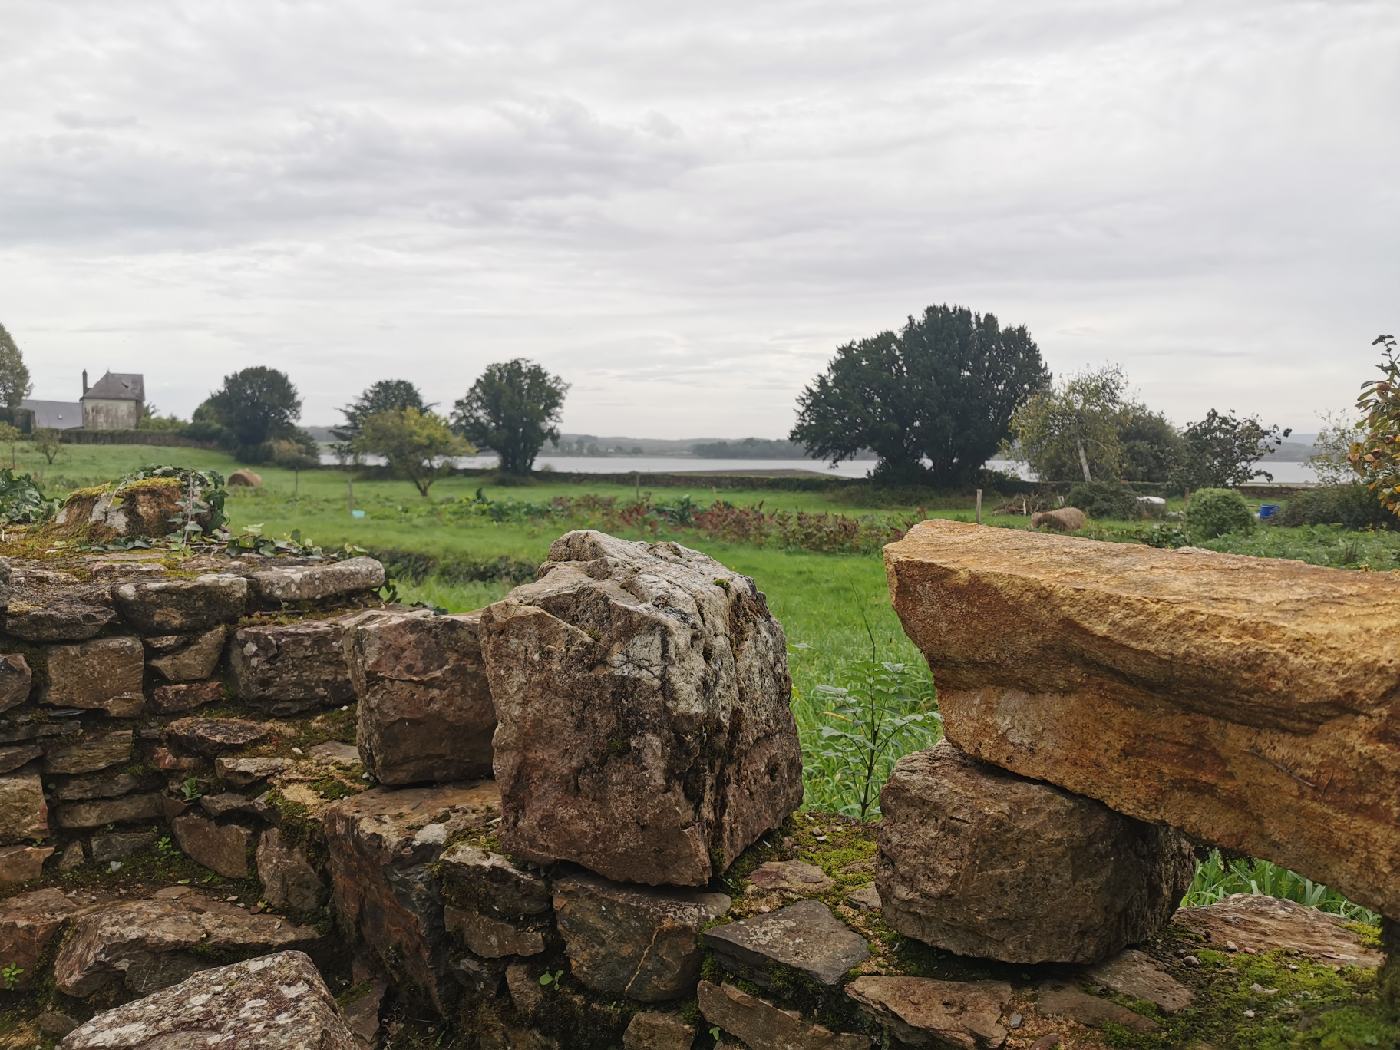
xmin=228 ymin=469 xmax=263 ymax=488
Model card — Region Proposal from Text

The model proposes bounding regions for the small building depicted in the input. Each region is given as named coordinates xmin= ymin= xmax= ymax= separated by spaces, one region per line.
xmin=81 ymin=370 xmax=145 ymax=430
xmin=19 ymin=399 xmax=83 ymax=431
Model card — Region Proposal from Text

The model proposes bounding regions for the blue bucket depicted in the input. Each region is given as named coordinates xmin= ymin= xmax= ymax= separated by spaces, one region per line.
xmin=1258 ymin=503 xmax=1280 ymax=520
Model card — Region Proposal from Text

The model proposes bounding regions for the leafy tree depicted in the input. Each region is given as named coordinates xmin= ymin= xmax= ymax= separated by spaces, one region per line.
xmin=1118 ymin=405 xmax=1184 ymax=483
xmin=0 ymin=325 xmax=31 ymax=413
xmin=1176 ymin=409 xmax=1290 ymax=489
xmin=1350 ymin=333 xmax=1400 ymax=520
xmin=200 ymin=367 xmax=303 ymax=453
xmin=332 ymin=379 xmax=429 ymax=451
xmin=136 ymin=402 xmax=187 ymax=432
xmin=791 ymin=304 xmax=1048 ymax=485
xmin=0 ymin=423 xmax=19 ymax=469
xmin=35 ymin=429 xmax=62 ymax=465
xmin=355 ymin=408 xmax=473 ymax=497
xmin=451 ymin=360 xmax=568 ymax=477
xmin=1308 ymin=410 xmax=1367 ymax=486
xmin=1008 ymin=365 xmax=1129 ymax=482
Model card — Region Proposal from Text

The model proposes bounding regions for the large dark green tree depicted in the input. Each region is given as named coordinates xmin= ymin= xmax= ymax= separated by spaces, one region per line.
xmin=790 ymin=304 xmax=1048 ymax=484
xmin=332 ymin=379 xmax=429 ymax=449
xmin=199 ymin=366 xmax=303 ymax=452
xmin=451 ymin=359 xmax=568 ymax=476
xmin=0 ymin=323 xmax=32 ymax=414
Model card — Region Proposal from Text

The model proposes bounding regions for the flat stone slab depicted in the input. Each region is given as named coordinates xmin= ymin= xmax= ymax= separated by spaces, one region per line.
xmin=39 ymin=637 xmax=145 ymax=716
xmin=111 ymin=573 xmax=249 ymax=633
xmin=1086 ymin=949 xmax=1194 ymax=1014
xmin=704 ymin=899 xmax=869 ymax=987
xmin=1172 ymin=894 xmax=1383 ymax=969
xmin=846 ymin=976 xmax=1013 ymax=1049
xmin=699 ymin=980 xmax=870 ymax=1049
xmin=58 ymin=950 xmax=357 ymax=1050
xmin=250 ymin=556 xmax=385 ymax=604
xmin=53 ymin=887 xmax=318 ymax=999
xmin=885 ymin=519 xmax=1400 ymax=916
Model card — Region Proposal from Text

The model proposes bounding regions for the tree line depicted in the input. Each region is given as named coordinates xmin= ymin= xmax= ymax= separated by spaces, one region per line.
xmin=788 ymin=302 xmax=1315 ymax=492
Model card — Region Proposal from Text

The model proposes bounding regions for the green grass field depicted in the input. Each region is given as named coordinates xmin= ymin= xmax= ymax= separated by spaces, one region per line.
xmin=21 ymin=439 xmax=1400 ymax=854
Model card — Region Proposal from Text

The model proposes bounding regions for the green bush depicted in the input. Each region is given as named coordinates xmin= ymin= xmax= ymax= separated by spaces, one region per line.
xmin=1278 ymin=484 xmax=1393 ymax=530
xmin=1188 ymin=487 xmax=1255 ymax=539
xmin=1066 ymin=481 xmax=1140 ymax=520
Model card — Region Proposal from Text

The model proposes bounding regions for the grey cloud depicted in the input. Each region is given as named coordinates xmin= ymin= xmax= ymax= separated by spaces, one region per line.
xmin=2 ymin=0 xmax=1398 ymax=436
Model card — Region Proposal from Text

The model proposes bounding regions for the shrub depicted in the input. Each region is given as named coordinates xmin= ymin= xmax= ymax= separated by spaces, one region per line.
xmin=1187 ymin=487 xmax=1255 ymax=539
xmin=1278 ymin=484 xmax=1393 ymax=530
xmin=1066 ymin=481 xmax=1139 ymax=520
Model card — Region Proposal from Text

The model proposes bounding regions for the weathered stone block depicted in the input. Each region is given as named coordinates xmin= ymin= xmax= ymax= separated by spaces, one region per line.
xmin=3 ymin=577 xmax=114 ymax=642
xmin=56 ymin=792 xmax=163 ymax=829
xmin=165 ymin=716 xmax=271 ymax=756
xmin=704 ymin=899 xmax=869 ymax=988
xmin=52 ymin=888 xmax=318 ymax=999
xmin=90 ymin=829 xmax=159 ymax=863
xmin=0 ymin=768 xmax=47 ymax=844
xmin=231 ymin=618 xmax=356 ymax=714
xmin=58 ymin=950 xmax=357 ymax=1050
xmin=885 ymin=519 xmax=1400 ymax=916
xmin=146 ymin=626 xmax=227 ymax=681
xmin=40 ymin=637 xmax=145 ymax=716
xmin=172 ymin=811 xmax=254 ymax=878
xmin=554 ymin=872 xmax=731 ymax=1002
xmin=845 ymin=976 xmax=1014 ymax=1050
xmin=699 ymin=981 xmax=871 ymax=1050
xmin=112 ymin=573 xmax=248 ymax=634
xmin=351 ymin=609 xmax=496 ymax=785
xmin=151 ymin=679 xmax=224 ymax=713
xmin=481 ymin=531 xmax=803 ymax=886
xmin=877 ymin=742 xmax=1196 ymax=964
xmin=0 ymin=743 xmax=41 ymax=774
xmin=439 ymin=843 xmax=552 ymax=919
xmin=256 ymin=827 xmax=326 ymax=913
xmin=44 ymin=729 xmax=133 ymax=774
xmin=250 ymin=556 xmax=385 ymax=605
xmin=324 ymin=782 xmax=501 ymax=1014
xmin=0 ymin=654 xmax=31 ymax=712
xmin=0 ymin=887 xmax=81 ymax=990
xmin=0 ymin=843 xmax=54 ymax=887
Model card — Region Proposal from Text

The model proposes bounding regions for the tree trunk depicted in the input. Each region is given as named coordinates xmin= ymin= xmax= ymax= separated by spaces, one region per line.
xmin=1077 ymin=440 xmax=1092 ymax=482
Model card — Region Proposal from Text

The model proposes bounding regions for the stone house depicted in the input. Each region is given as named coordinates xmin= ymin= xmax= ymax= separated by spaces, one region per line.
xmin=80 ymin=369 xmax=145 ymax=430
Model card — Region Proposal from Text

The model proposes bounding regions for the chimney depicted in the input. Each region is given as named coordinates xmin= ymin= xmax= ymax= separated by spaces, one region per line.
xmin=82 ymin=369 xmax=89 ymax=395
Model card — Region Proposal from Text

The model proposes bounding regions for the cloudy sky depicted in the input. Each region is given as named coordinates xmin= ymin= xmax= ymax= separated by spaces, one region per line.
xmin=3 ymin=0 xmax=1397 ymax=438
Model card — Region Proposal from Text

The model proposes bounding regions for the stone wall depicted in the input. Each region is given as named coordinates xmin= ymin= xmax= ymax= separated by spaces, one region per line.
xmin=0 ymin=524 xmax=1393 ymax=1049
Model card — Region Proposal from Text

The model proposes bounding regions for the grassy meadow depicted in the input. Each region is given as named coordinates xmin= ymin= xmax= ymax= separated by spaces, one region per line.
xmin=20 ymin=441 xmax=1400 ymax=891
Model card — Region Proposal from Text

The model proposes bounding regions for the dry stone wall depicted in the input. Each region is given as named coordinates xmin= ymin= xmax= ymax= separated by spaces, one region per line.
xmin=1 ymin=523 xmax=1393 ymax=1049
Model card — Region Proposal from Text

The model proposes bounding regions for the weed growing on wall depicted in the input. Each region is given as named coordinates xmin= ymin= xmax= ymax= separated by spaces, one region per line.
xmin=1185 ymin=850 xmax=1378 ymax=925
xmin=802 ymin=658 xmax=940 ymax=819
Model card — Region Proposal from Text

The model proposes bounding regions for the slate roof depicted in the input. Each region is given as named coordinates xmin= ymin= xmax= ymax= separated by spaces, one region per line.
xmin=83 ymin=372 xmax=145 ymax=402
xmin=20 ymin=400 xmax=84 ymax=430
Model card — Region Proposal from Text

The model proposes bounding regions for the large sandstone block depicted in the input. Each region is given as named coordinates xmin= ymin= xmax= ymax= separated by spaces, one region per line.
xmin=877 ymin=742 xmax=1196 ymax=964
xmin=58 ymin=951 xmax=357 ymax=1050
xmin=480 ymin=531 xmax=803 ymax=886
xmin=250 ymin=556 xmax=386 ymax=605
xmin=885 ymin=520 xmax=1400 ymax=917
xmin=351 ymin=609 xmax=496 ymax=785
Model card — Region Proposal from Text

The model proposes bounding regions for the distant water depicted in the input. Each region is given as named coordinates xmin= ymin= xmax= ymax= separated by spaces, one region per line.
xmin=321 ymin=452 xmax=1319 ymax=484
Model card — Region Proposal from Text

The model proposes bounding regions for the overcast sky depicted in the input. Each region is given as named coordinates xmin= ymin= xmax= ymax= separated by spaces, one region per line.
xmin=3 ymin=1 xmax=1397 ymax=438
